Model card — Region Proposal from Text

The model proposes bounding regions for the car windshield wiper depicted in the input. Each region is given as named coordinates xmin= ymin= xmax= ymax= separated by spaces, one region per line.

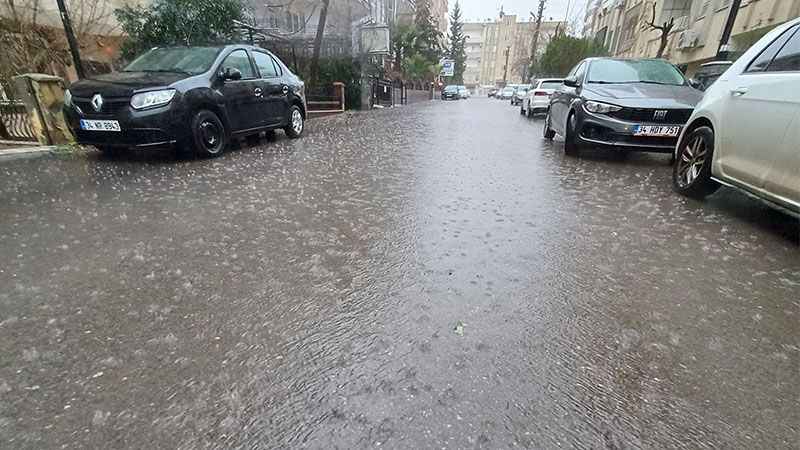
xmin=124 ymin=69 xmax=193 ymax=75
xmin=586 ymin=80 xmax=619 ymax=84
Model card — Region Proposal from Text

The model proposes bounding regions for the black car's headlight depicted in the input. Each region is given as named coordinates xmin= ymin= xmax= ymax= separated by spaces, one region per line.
xmin=130 ymin=89 xmax=176 ymax=110
xmin=64 ymin=89 xmax=73 ymax=107
xmin=584 ymin=100 xmax=622 ymax=114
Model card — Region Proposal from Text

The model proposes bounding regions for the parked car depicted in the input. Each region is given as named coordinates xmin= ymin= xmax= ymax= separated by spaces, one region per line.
xmin=63 ymin=45 xmax=306 ymax=157
xmin=673 ymin=18 xmax=800 ymax=217
xmin=487 ymin=88 xmax=498 ymax=98
xmin=458 ymin=86 xmax=470 ymax=99
xmin=689 ymin=61 xmax=734 ymax=91
xmin=511 ymin=86 xmax=530 ymax=106
xmin=498 ymin=87 xmax=515 ymax=100
xmin=442 ymin=85 xmax=460 ymax=100
xmin=522 ymin=78 xmax=564 ymax=117
xmin=543 ymin=57 xmax=702 ymax=156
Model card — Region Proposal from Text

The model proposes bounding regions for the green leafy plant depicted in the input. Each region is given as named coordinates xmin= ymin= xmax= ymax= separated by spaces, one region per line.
xmin=445 ymin=1 xmax=467 ymax=84
xmin=115 ymin=0 xmax=248 ymax=60
xmin=533 ymin=33 xmax=609 ymax=78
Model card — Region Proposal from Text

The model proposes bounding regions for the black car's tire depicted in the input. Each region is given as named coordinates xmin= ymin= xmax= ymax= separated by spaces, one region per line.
xmin=673 ymin=126 xmax=720 ymax=198
xmin=284 ymin=105 xmax=304 ymax=139
xmin=189 ymin=110 xmax=227 ymax=158
xmin=97 ymin=146 xmax=120 ymax=156
xmin=542 ymin=109 xmax=556 ymax=140
xmin=564 ymin=112 xmax=580 ymax=157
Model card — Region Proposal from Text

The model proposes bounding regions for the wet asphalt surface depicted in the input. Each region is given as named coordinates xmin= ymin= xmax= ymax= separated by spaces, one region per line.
xmin=1 ymin=98 xmax=799 ymax=449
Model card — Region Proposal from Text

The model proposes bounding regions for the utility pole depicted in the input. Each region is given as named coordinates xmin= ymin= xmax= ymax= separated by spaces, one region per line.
xmin=55 ymin=0 xmax=85 ymax=79
xmin=502 ymin=46 xmax=511 ymax=86
xmin=528 ymin=0 xmax=546 ymax=82
xmin=717 ymin=0 xmax=742 ymax=60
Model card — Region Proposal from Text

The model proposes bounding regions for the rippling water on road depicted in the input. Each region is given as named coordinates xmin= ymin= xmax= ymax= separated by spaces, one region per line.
xmin=0 ymin=99 xmax=798 ymax=448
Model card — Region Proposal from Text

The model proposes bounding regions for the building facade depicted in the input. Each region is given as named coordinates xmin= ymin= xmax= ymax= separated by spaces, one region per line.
xmin=585 ymin=0 xmax=800 ymax=75
xmin=475 ymin=14 xmax=561 ymax=87
xmin=462 ymin=22 xmax=485 ymax=87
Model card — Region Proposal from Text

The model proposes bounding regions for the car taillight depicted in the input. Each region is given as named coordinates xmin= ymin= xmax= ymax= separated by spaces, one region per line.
xmin=534 ymin=91 xmax=548 ymax=96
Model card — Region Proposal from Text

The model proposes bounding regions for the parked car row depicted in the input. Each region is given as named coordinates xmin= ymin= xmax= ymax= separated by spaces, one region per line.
xmin=64 ymin=45 xmax=307 ymax=158
xmin=511 ymin=17 xmax=800 ymax=218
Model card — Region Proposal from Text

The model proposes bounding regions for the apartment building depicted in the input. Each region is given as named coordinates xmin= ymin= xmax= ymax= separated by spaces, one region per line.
xmin=476 ymin=14 xmax=562 ymax=86
xmin=585 ymin=0 xmax=800 ymax=75
xmin=463 ymin=22 xmax=485 ymax=87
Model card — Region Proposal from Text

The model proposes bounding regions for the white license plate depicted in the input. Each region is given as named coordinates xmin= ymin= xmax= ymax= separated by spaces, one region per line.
xmin=80 ymin=119 xmax=121 ymax=132
xmin=633 ymin=125 xmax=680 ymax=137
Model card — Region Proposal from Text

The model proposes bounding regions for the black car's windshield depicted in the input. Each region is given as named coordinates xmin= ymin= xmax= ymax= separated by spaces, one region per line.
xmin=587 ymin=59 xmax=686 ymax=86
xmin=445 ymin=85 xmax=459 ymax=92
xmin=123 ymin=47 xmax=222 ymax=75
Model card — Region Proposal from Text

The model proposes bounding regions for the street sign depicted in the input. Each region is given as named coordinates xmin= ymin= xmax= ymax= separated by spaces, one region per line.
xmin=440 ymin=59 xmax=455 ymax=77
xmin=361 ymin=25 xmax=391 ymax=55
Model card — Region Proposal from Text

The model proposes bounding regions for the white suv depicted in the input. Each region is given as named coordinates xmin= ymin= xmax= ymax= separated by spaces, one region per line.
xmin=521 ymin=79 xmax=564 ymax=117
xmin=673 ymin=18 xmax=800 ymax=218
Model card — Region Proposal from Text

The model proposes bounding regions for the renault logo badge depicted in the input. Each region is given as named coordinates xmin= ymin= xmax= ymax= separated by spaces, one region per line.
xmin=653 ymin=110 xmax=668 ymax=121
xmin=91 ymin=94 xmax=103 ymax=112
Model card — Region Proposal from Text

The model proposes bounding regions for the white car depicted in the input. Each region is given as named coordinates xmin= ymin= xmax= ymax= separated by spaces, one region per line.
xmin=521 ymin=79 xmax=564 ymax=117
xmin=673 ymin=17 xmax=800 ymax=218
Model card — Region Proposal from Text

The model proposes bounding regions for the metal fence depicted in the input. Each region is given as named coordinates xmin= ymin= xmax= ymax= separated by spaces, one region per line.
xmin=0 ymin=100 xmax=36 ymax=142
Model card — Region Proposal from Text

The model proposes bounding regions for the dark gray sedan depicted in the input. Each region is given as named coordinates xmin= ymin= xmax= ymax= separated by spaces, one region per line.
xmin=543 ymin=58 xmax=703 ymax=156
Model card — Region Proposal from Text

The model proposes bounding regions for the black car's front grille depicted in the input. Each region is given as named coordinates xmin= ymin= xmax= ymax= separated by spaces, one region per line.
xmin=608 ymin=108 xmax=693 ymax=124
xmin=73 ymin=97 xmax=130 ymax=117
xmin=75 ymin=129 xmax=171 ymax=147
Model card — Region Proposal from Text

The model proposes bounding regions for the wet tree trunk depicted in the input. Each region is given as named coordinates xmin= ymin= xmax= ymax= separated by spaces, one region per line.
xmin=310 ymin=0 xmax=331 ymax=83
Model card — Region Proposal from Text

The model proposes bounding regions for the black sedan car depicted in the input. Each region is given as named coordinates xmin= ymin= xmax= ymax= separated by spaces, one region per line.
xmin=543 ymin=58 xmax=702 ymax=156
xmin=442 ymin=85 xmax=460 ymax=100
xmin=64 ymin=45 xmax=307 ymax=157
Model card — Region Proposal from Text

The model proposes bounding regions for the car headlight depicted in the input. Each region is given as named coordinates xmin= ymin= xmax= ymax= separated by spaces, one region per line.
xmin=64 ymin=89 xmax=72 ymax=107
xmin=130 ymin=89 xmax=176 ymax=110
xmin=584 ymin=100 xmax=622 ymax=114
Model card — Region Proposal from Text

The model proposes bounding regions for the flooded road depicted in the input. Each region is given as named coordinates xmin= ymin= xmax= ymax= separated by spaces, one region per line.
xmin=1 ymin=99 xmax=798 ymax=448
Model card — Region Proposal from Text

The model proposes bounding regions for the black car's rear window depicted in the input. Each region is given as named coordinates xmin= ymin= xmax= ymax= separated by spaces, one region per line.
xmin=538 ymin=81 xmax=563 ymax=89
xmin=123 ymin=47 xmax=222 ymax=75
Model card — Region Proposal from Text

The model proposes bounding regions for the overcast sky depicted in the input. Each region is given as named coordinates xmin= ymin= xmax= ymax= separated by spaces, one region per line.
xmin=454 ymin=0 xmax=589 ymax=26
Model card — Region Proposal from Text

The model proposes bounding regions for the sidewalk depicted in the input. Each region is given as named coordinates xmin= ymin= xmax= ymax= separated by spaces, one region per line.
xmin=0 ymin=141 xmax=55 ymax=159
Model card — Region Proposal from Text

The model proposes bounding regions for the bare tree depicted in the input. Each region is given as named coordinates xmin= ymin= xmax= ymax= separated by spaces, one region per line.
xmin=0 ymin=0 xmax=117 ymax=83
xmin=309 ymin=0 xmax=331 ymax=82
xmin=643 ymin=1 xmax=675 ymax=58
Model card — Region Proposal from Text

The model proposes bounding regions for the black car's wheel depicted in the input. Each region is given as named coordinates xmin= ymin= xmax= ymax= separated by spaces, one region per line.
xmin=564 ymin=112 xmax=580 ymax=156
xmin=284 ymin=105 xmax=304 ymax=139
xmin=97 ymin=146 xmax=121 ymax=157
xmin=189 ymin=110 xmax=226 ymax=158
xmin=542 ymin=109 xmax=556 ymax=140
xmin=673 ymin=126 xmax=720 ymax=198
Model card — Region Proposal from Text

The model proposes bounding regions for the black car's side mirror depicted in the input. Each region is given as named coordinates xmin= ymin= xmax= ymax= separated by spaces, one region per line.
xmin=688 ymin=78 xmax=702 ymax=90
xmin=564 ymin=76 xmax=579 ymax=88
xmin=222 ymin=68 xmax=242 ymax=81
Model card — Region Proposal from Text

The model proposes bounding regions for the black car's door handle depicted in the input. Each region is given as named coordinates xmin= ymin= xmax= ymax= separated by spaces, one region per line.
xmin=254 ymin=87 xmax=263 ymax=97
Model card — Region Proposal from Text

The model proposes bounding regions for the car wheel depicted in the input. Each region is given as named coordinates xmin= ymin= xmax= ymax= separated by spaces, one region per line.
xmin=564 ymin=112 xmax=580 ymax=157
xmin=189 ymin=110 xmax=227 ymax=158
xmin=284 ymin=105 xmax=304 ymax=138
xmin=673 ymin=126 xmax=720 ymax=198
xmin=542 ymin=109 xmax=556 ymax=140
xmin=96 ymin=146 xmax=120 ymax=157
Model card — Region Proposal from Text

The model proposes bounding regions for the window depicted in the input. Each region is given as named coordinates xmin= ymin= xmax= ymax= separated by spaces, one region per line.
xmin=587 ymin=59 xmax=686 ymax=85
xmin=221 ymin=50 xmax=256 ymax=79
xmin=766 ymin=28 xmax=800 ymax=72
xmin=253 ymin=52 xmax=278 ymax=77
xmin=746 ymin=26 xmax=798 ymax=73
xmin=574 ymin=62 xmax=587 ymax=82
xmin=123 ymin=47 xmax=222 ymax=75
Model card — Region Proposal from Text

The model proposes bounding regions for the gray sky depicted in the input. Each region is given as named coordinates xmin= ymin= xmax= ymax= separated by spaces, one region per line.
xmin=454 ymin=0 xmax=588 ymax=26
